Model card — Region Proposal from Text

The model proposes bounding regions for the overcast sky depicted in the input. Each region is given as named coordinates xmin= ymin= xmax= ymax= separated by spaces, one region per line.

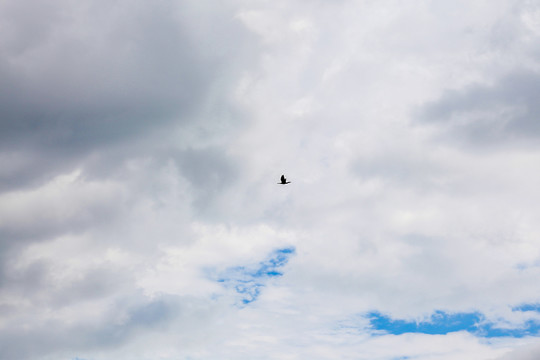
xmin=2 ymin=0 xmax=540 ymax=359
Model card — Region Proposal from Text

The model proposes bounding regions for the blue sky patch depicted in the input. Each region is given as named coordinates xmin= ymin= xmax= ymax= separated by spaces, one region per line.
xmin=368 ymin=308 xmax=540 ymax=338
xmin=368 ymin=311 xmax=481 ymax=335
xmin=216 ymin=247 xmax=295 ymax=305
xmin=513 ymin=303 xmax=540 ymax=312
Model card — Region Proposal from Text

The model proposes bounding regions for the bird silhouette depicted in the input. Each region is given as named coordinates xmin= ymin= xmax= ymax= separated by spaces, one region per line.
xmin=279 ymin=174 xmax=291 ymax=184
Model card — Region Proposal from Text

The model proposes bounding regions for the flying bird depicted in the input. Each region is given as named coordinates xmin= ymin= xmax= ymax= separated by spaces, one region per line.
xmin=279 ymin=174 xmax=291 ymax=184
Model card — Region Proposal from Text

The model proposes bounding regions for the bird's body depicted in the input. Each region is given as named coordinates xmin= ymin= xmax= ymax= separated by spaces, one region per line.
xmin=279 ymin=175 xmax=291 ymax=184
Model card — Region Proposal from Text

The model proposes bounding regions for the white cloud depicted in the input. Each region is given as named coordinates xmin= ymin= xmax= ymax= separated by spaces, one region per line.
xmin=2 ymin=0 xmax=540 ymax=359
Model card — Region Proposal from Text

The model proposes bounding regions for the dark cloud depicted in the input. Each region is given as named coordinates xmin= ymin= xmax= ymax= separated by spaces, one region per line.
xmin=0 ymin=258 xmax=130 ymax=311
xmin=418 ymin=70 xmax=540 ymax=146
xmin=174 ymin=146 xmax=239 ymax=214
xmin=0 ymin=199 xmax=121 ymax=248
xmin=0 ymin=257 xmax=47 ymax=300
xmin=1 ymin=2 xmax=195 ymax=148
xmin=0 ymin=0 xmax=255 ymax=190
xmin=0 ymin=3 xmax=256 ymax=357
xmin=0 ymin=293 xmax=192 ymax=360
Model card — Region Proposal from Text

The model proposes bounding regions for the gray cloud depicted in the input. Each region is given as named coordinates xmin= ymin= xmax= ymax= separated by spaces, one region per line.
xmin=0 ymin=0 xmax=255 ymax=290
xmin=0 ymin=293 xmax=199 ymax=360
xmin=0 ymin=2 xmax=255 ymax=357
xmin=174 ymin=146 xmax=240 ymax=217
xmin=4 ymin=1 xmax=540 ymax=359
xmin=0 ymin=0 xmax=255 ymax=190
xmin=1 ymin=3 xmax=195 ymax=146
xmin=418 ymin=70 xmax=540 ymax=146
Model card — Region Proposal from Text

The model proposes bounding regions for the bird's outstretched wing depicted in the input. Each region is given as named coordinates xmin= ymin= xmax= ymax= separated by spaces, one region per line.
xmin=279 ymin=174 xmax=291 ymax=184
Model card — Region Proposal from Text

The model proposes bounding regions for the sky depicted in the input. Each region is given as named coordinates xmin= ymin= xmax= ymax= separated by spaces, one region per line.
xmin=2 ymin=0 xmax=540 ymax=359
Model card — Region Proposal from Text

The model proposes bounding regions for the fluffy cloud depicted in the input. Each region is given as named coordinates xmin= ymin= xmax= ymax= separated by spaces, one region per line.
xmin=0 ymin=0 xmax=254 ymax=191
xmin=2 ymin=0 xmax=540 ymax=359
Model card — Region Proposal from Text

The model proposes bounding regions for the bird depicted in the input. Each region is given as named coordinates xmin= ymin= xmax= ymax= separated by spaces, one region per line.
xmin=279 ymin=174 xmax=291 ymax=184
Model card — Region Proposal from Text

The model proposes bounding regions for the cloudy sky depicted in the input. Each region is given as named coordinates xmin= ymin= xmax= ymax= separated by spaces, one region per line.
xmin=2 ymin=0 xmax=540 ymax=359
